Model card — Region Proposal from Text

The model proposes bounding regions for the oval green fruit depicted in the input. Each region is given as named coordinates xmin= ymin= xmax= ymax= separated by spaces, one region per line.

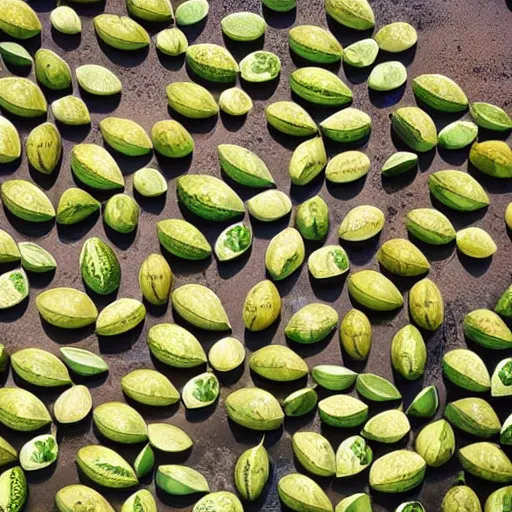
xmin=263 ymin=0 xmax=296 ymax=11
xmin=187 ymin=43 xmax=238 ymax=83
xmin=12 ymin=348 xmax=71 ymax=387
xmin=96 ymin=298 xmax=146 ymax=336
xmin=343 ymin=38 xmax=379 ymax=67
xmin=0 ymin=0 xmax=41 ymax=39
xmin=147 ymin=323 xmax=207 ymax=368
xmin=369 ymin=450 xmax=426 ymax=493
xmin=335 ymin=436 xmax=373 ymax=478
xmin=375 ymin=22 xmax=417 ymax=52
xmin=501 ymin=415 xmax=512 ymax=444
xmin=243 ymin=280 xmax=281 ymax=331
xmin=94 ymin=14 xmax=149 ymax=50
xmin=470 ymin=140 xmax=512 ymax=179
xmin=76 ymin=64 xmax=122 ymax=96
xmin=34 ymin=49 xmax=71 ymax=90
xmin=0 ymin=466 xmax=27 ymax=512
xmin=93 ymin=401 xmax=147 ymax=444
xmin=104 ymin=194 xmax=140 ymax=234
xmin=391 ymin=107 xmax=437 ymax=152
xmin=0 ymin=229 xmax=19 ymax=263
xmin=157 ymin=219 xmax=211 ymax=260
xmin=247 ymin=190 xmax=291 ymax=221
xmin=289 ymin=25 xmax=343 ymax=64
xmin=219 ymin=87 xmax=253 ymax=116
xmin=80 ymin=237 xmax=120 ymax=295
xmin=292 ymin=432 xmax=335 ymax=477
xmin=406 ymin=385 xmax=439 ymax=418
xmin=0 ymin=387 xmax=51 ymax=431
xmin=285 ymin=303 xmax=338 ymax=344
xmin=148 ymin=423 xmax=192 ymax=453
xmin=172 ymin=284 xmax=230 ymax=331
xmin=127 ymin=0 xmax=173 ymax=22
xmin=325 ymin=0 xmax=375 ymax=30
xmin=464 ymin=309 xmax=512 ymax=349
xmin=318 ymin=394 xmax=368 ymax=427
xmin=193 ymin=492 xmax=243 ymax=512
xmin=321 ymin=108 xmax=371 ymax=143
xmin=53 ymin=385 xmax=93 ymax=424
xmin=36 ymin=287 xmax=98 ymax=328
xmin=76 ymin=445 xmax=138 ymax=488
xmin=56 ymin=188 xmax=100 ymax=224
xmin=225 ymin=387 xmax=284 ymax=430
xmin=50 ymin=6 xmax=81 ymax=35
xmin=100 ymin=117 xmax=152 ymax=156
xmin=382 ymin=151 xmax=418 ymax=177
xmin=470 ymin=102 xmax=512 ymax=131
xmin=283 ymin=387 xmax=318 ymax=417
xmin=406 ymin=208 xmax=456 ymax=244
xmin=362 ymin=409 xmax=410 ymax=444
xmin=296 ymin=195 xmax=329 ymax=241
xmin=56 ymin=485 xmax=115 ymax=512
xmin=221 ymin=12 xmax=266 ymax=41
xmin=391 ymin=325 xmax=426 ymax=380
xmin=133 ymin=168 xmax=167 ymax=197
xmin=182 ymin=372 xmax=219 ymax=409
xmin=121 ymin=369 xmax=180 ymax=406
xmin=308 ymin=245 xmax=350 ymax=279
xmin=52 ymin=95 xmax=91 ymax=126
xmin=134 ymin=444 xmax=154 ymax=479
xmin=326 ymin=151 xmax=371 ymax=183
xmin=356 ymin=373 xmax=402 ymax=401
xmin=20 ymin=433 xmax=58 ymax=471
xmin=152 ymin=120 xmax=194 ymax=158
xmin=265 ymin=101 xmax=317 ymax=136
xmin=0 ymin=77 xmax=46 ymax=117
xmin=442 ymin=486 xmax=482 ymax=512
xmin=175 ymin=0 xmax=209 ymax=25
xmin=348 ymin=270 xmax=403 ymax=311
xmin=208 ymin=337 xmax=245 ymax=372
xmin=456 ymin=227 xmax=497 ymax=258
xmin=484 ymin=486 xmax=512 ymax=512
xmin=240 ymin=51 xmax=281 ymax=82
xmin=156 ymin=27 xmax=188 ymax=56
xmin=414 ymin=419 xmax=455 ymax=467
xmin=156 ymin=465 xmax=209 ymax=495
xmin=368 ymin=61 xmax=407 ymax=91
xmin=215 ymin=222 xmax=252 ymax=262
xmin=139 ymin=253 xmax=172 ymax=306
xmin=0 ymin=116 xmax=20 ymax=163
xmin=378 ymin=238 xmax=430 ymax=277
xmin=338 ymin=205 xmax=385 ymax=241
xmin=121 ymin=489 xmax=157 ymax=512
xmin=340 ymin=309 xmax=372 ymax=360
xmin=337 ymin=493 xmax=372 ymax=512
xmin=312 ymin=365 xmax=357 ymax=391
xmin=412 ymin=74 xmax=468 ymax=112
xmin=443 ymin=348 xmax=491 ymax=392
xmin=72 ymin=144 xmax=124 ymax=190
xmin=1 ymin=179 xmax=55 ymax=222
xmin=496 ymin=284 xmax=512 ymax=318
xmin=0 ymin=42 xmax=32 ymax=66
xmin=492 ymin=358 xmax=512 ymax=397
xmin=0 ymin=435 xmax=17 ymax=467
xmin=167 ymin=82 xmax=218 ymax=118
xmin=0 ymin=268 xmax=28 ymax=309
xmin=250 ymin=345 xmax=308 ymax=381
xmin=458 ymin=442 xmax=512 ymax=483
xmin=177 ymin=174 xmax=244 ymax=222
xmin=234 ymin=437 xmax=269 ymax=500
xmin=290 ymin=67 xmax=352 ymax=106
xmin=429 ymin=170 xmax=489 ymax=211
xmin=409 ymin=278 xmax=444 ymax=331
xmin=289 ymin=137 xmax=328 ymax=185
xmin=26 ymin=122 xmax=61 ymax=174
xmin=445 ymin=397 xmax=501 ymax=438
xmin=439 ymin=120 xmax=478 ymax=149
xmin=60 ymin=347 xmax=108 ymax=376
xmin=278 ymin=473 xmax=333 ymax=512
xmin=265 ymin=227 xmax=305 ymax=281
xmin=19 ymin=244 xmax=50 ymax=280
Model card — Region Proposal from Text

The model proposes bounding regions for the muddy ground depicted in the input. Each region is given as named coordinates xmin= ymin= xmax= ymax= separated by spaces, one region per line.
xmin=0 ymin=0 xmax=511 ymax=510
